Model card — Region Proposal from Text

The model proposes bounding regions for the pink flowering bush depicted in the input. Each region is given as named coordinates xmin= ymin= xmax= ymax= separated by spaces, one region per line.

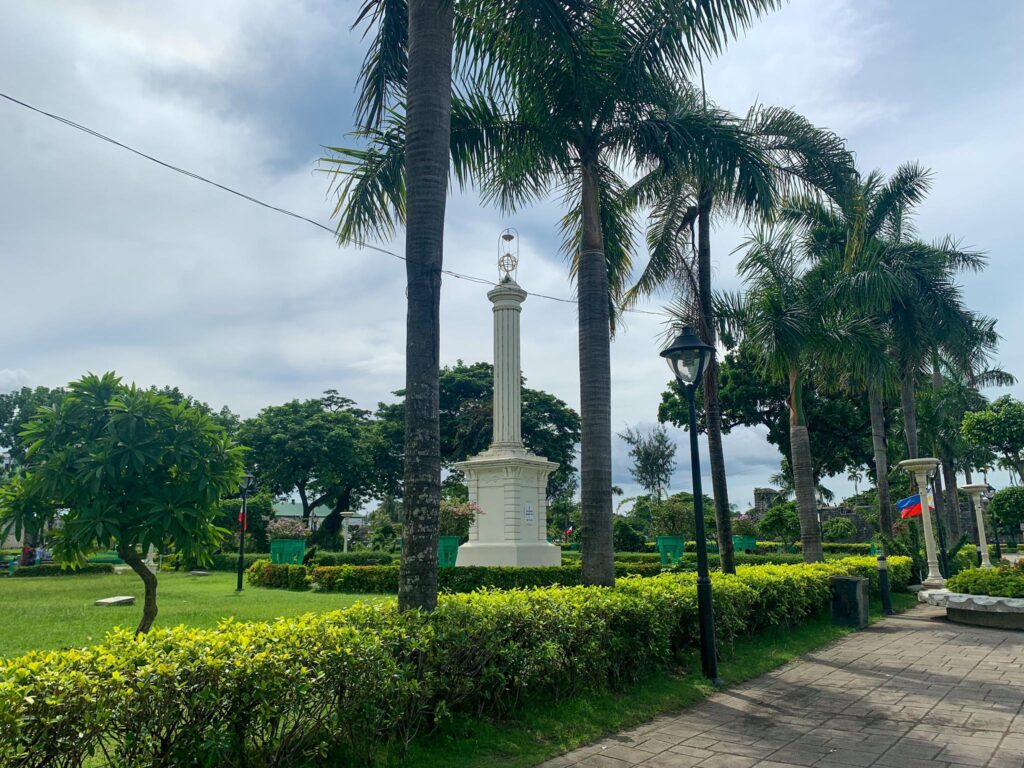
xmin=439 ymin=500 xmax=483 ymax=538
xmin=266 ymin=517 xmax=310 ymax=541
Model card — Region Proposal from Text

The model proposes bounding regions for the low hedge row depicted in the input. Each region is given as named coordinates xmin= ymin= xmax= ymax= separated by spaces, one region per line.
xmin=247 ymin=561 xmax=310 ymax=590
xmin=0 ymin=558 xmax=907 ymax=766
xmin=249 ymin=555 xmax=909 ymax=596
xmin=947 ymin=565 xmax=1024 ymax=598
xmin=163 ymin=552 xmax=270 ymax=572
xmin=10 ymin=563 xmax=115 ymax=578
xmin=253 ymin=561 xmax=667 ymax=594
xmin=313 ymin=551 xmax=396 ymax=566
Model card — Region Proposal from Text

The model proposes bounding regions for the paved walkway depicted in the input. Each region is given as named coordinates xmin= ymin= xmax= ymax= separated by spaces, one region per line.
xmin=540 ymin=606 xmax=1024 ymax=768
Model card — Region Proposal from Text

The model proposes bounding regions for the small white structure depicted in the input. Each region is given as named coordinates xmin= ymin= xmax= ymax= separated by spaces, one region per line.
xmin=961 ymin=483 xmax=994 ymax=569
xmin=897 ymin=458 xmax=945 ymax=588
xmin=95 ymin=595 xmax=135 ymax=607
xmin=456 ymin=234 xmax=561 ymax=568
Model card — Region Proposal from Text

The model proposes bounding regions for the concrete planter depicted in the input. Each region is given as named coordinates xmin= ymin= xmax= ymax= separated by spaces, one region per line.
xmin=919 ymin=588 xmax=1024 ymax=630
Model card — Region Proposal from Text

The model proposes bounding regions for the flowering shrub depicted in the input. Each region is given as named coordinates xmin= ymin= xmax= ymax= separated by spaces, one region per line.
xmin=265 ymin=517 xmax=309 ymax=541
xmin=439 ymin=500 xmax=483 ymax=537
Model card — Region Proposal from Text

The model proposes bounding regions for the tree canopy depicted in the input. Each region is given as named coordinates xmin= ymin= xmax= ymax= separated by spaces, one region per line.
xmin=0 ymin=372 xmax=243 ymax=633
xmin=619 ymin=425 xmax=677 ymax=500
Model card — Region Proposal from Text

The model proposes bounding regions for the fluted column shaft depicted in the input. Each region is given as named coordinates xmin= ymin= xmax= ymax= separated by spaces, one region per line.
xmin=488 ymin=280 xmax=526 ymax=448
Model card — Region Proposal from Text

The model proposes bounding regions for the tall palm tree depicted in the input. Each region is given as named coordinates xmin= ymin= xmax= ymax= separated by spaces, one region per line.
xmin=341 ymin=0 xmax=593 ymax=609
xmin=784 ymin=164 xmax=984 ymax=539
xmin=329 ymin=1 xmax=782 ymax=586
xmin=624 ymin=103 xmax=852 ymax=572
xmin=720 ymin=225 xmax=878 ymax=562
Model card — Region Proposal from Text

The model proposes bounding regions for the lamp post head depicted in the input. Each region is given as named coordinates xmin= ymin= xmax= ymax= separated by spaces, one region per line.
xmin=896 ymin=458 xmax=940 ymax=478
xmin=660 ymin=326 xmax=714 ymax=389
xmin=240 ymin=472 xmax=255 ymax=494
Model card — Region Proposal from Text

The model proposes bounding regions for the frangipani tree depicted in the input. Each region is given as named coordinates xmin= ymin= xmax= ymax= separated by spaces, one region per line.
xmin=0 ymin=373 xmax=244 ymax=633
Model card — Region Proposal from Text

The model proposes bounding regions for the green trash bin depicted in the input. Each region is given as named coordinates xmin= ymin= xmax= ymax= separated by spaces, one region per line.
xmin=732 ymin=535 xmax=757 ymax=554
xmin=656 ymin=535 xmax=685 ymax=565
xmin=270 ymin=539 xmax=306 ymax=565
xmin=438 ymin=536 xmax=460 ymax=568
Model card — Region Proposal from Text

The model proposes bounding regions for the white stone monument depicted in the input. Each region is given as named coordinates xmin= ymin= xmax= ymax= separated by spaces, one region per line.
xmin=455 ymin=233 xmax=561 ymax=567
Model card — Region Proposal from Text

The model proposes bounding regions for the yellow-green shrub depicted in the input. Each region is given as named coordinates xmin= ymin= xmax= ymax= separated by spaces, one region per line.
xmin=1 ymin=557 xmax=908 ymax=766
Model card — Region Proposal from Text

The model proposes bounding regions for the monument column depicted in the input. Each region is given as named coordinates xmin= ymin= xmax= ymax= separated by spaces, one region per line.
xmin=489 ymin=281 xmax=526 ymax=449
xmin=455 ymin=230 xmax=561 ymax=567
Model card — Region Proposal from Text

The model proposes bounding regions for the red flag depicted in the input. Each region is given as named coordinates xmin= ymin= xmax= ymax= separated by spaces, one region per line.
xmin=238 ymin=505 xmax=247 ymax=531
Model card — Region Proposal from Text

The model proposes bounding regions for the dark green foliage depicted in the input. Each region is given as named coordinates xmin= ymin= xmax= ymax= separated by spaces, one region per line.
xmin=659 ymin=346 xmax=878 ymax=484
xmin=612 ymin=517 xmax=646 ymax=552
xmin=165 ymin=552 xmax=268 ymax=572
xmin=10 ymin=563 xmax=115 ymax=578
xmin=987 ymin=487 xmax=1024 ymax=540
xmin=962 ymin=396 xmax=1024 ymax=481
xmin=377 ymin=362 xmax=581 ymax=500
xmin=246 ymin=560 xmax=309 ymax=590
xmin=314 ymin=551 xmax=396 ymax=566
xmin=758 ymin=502 xmax=802 ymax=547
xmin=821 ymin=517 xmax=856 ymax=542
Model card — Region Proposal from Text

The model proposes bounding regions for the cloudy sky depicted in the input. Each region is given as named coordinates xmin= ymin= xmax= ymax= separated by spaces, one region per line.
xmin=2 ymin=1 xmax=1022 ymax=509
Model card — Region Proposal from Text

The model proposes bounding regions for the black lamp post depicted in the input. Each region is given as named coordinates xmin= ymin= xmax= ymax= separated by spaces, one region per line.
xmin=236 ymin=472 xmax=255 ymax=592
xmin=661 ymin=326 xmax=721 ymax=685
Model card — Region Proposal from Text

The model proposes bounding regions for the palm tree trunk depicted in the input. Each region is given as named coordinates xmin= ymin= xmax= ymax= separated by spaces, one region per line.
xmin=900 ymin=370 xmax=919 ymax=460
xmin=120 ymin=545 xmax=158 ymax=634
xmin=868 ymin=387 xmax=893 ymax=537
xmin=698 ymin=190 xmax=735 ymax=574
xmin=398 ymin=0 xmax=454 ymax=612
xmin=942 ymin=459 xmax=961 ymax=539
xmin=788 ymin=367 xmax=823 ymax=562
xmin=578 ymin=162 xmax=615 ymax=587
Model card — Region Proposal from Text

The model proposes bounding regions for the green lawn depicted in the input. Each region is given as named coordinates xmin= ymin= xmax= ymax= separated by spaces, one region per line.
xmin=0 ymin=571 xmax=388 ymax=658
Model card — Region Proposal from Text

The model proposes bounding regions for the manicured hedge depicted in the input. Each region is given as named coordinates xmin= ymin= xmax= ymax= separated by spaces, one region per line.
xmin=0 ymin=559 xmax=906 ymax=766
xmin=10 ymin=563 xmax=115 ymax=578
xmin=164 ymin=552 xmax=270 ymax=572
xmin=313 ymin=551 xmax=395 ymax=566
xmin=250 ymin=555 xmax=910 ymax=596
xmin=246 ymin=560 xmax=309 ymax=590
xmin=257 ymin=561 xmax=666 ymax=594
xmin=947 ymin=566 xmax=1024 ymax=599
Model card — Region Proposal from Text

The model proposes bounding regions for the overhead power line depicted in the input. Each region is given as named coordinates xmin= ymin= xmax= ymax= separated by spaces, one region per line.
xmin=0 ymin=90 xmax=662 ymax=316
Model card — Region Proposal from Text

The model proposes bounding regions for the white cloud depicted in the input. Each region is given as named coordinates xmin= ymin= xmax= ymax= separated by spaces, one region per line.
xmin=1 ymin=0 xmax=1021 ymax=511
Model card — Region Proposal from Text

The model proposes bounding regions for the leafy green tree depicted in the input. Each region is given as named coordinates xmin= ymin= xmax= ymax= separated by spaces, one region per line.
xmin=0 ymin=373 xmax=243 ymax=633
xmin=331 ymin=0 xmax=784 ymax=588
xmin=660 ymin=345 xmax=877 ymax=486
xmin=0 ymin=386 xmax=65 ymax=466
xmin=987 ymin=487 xmax=1024 ymax=543
xmin=962 ymin=396 xmax=1024 ymax=483
xmin=821 ymin=517 xmax=856 ymax=542
xmin=238 ymin=394 xmax=389 ymax=548
xmin=377 ymin=362 xmax=580 ymax=501
xmin=619 ymin=425 xmax=676 ymax=500
xmin=759 ymin=501 xmax=801 ymax=549
xmin=732 ymin=516 xmax=759 ymax=539
xmin=612 ymin=516 xmax=646 ymax=552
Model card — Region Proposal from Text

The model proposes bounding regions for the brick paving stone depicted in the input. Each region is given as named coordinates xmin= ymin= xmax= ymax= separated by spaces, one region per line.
xmin=539 ymin=605 xmax=1023 ymax=768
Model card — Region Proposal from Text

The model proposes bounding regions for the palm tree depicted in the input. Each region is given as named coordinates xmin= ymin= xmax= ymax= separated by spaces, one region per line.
xmin=341 ymin=0 xmax=590 ymax=610
xmin=720 ymin=225 xmax=878 ymax=562
xmin=784 ymin=163 xmax=984 ymax=539
xmin=624 ymin=103 xmax=852 ymax=572
xmin=328 ymin=1 xmax=782 ymax=586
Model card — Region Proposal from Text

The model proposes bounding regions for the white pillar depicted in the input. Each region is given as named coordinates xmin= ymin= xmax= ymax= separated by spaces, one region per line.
xmin=899 ymin=458 xmax=944 ymax=588
xmin=962 ymin=483 xmax=994 ymax=568
xmin=488 ymin=280 xmax=526 ymax=449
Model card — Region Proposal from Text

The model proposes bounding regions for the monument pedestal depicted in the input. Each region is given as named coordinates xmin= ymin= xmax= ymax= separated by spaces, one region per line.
xmin=455 ymin=448 xmax=561 ymax=567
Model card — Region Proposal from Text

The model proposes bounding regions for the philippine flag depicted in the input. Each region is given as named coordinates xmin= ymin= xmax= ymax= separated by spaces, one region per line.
xmin=896 ymin=494 xmax=934 ymax=520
